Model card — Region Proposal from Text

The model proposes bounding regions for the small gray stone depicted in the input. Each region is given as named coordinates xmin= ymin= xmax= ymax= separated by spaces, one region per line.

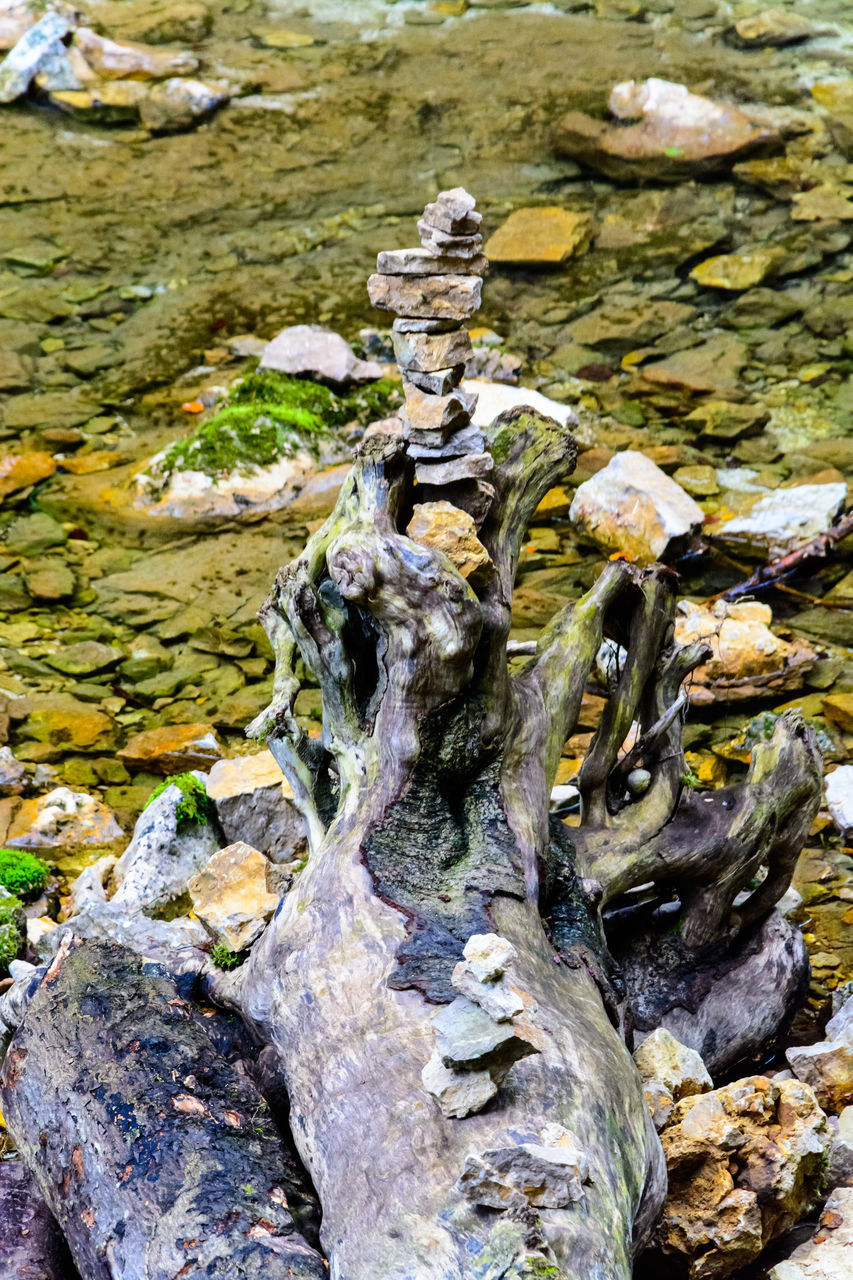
xmin=392 ymin=328 xmax=473 ymax=373
xmin=379 ymin=248 xmax=488 ymax=277
xmin=415 ymin=452 xmax=495 ymax=486
xmin=406 ymin=424 xmax=486 ymax=460
xmin=418 ymin=223 xmax=484 ymax=258
xmin=457 ymin=1129 xmax=589 ymax=1209
xmin=404 ymin=384 xmax=477 ymax=436
xmin=393 ymin=316 xmax=460 ymax=334
xmin=432 ymin=996 xmax=536 ymax=1073
xmin=421 ymin=1051 xmax=497 ymax=1118
xmin=367 ymin=273 xmax=483 ymax=320
xmin=421 ymin=187 xmax=481 ymax=234
xmin=403 ymin=366 xmax=465 ymax=396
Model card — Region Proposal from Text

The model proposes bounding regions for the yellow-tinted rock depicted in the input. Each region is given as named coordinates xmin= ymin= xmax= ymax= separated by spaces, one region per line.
xmin=189 ymin=841 xmax=280 ymax=951
xmin=0 ymin=452 xmax=56 ymax=499
xmin=690 ymin=247 xmax=783 ymax=290
xmin=118 ymin=722 xmax=224 ymax=773
xmin=407 ymin=501 xmax=492 ymax=584
xmin=6 ymin=787 xmax=123 ymax=848
xmin=672 ymin=464 xmax=719 ymax=497
xmin=823 ymin=694 xmax=853 ymax=733
xmin=73 ymin=27 xmax=199 ymax=80
xmin=24 ymin=701 xmax=115 ymax=753
xmin=684 ymin=750 xmax=727 ymax=787
xmin=485 ymin=208 xmax=593 ymax=265
xmin=534 ymin=486 xmax=572 ymax=518
xmin=207 ymin=750 xmax=293 ymax=800
xmin=676 ymin=599 xmax=817 ymax=705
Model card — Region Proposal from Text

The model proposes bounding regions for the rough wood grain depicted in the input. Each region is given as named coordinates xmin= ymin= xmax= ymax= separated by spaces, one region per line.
xmin=0 ymin=940 xmax=326 ymax=1280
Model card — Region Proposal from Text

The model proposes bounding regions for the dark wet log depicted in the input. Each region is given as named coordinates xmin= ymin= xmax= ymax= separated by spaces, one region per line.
xmin=0 ymin=939 xmax=326 ymax=1280
xmin=0 ymin=1159 xmax=80 ymax=1280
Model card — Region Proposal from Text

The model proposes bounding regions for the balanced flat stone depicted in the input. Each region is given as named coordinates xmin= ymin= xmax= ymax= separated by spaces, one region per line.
xmin=415 ymin=452 xmax=495 ymax=486
xmin=404 ymin=384 xmax=478 ymax=435
xmin=393 ymin=316 xmax=460 ymax=334
xmin=418 ymin=224 xmax=484 ymax=258
xmin=367 ymin=273 xmax=483 ymax=319
xmin=421 ymin=187 xmax=481 ymax=233
xmin=378 ymin=248 xmax=487 ymax=277
xmin=403 ymin=366 xmax=465 ymax=396
xmin=406 ymin=424 xmax=486 ymax=459
xmin=392 ymin=328 xmax=473 ymax=372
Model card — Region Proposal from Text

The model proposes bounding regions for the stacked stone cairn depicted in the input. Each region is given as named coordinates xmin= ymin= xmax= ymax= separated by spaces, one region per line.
xmin=367 ymin=188 xmax=494 ymax=527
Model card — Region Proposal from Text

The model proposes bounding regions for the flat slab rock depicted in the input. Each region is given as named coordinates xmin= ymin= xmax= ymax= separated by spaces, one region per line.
xmin=556 ymin=77 xmax=780 ymax=182
xmin=367 ymin=273 xmax=482 ymax=320
xmin=711 ymin=482 xmax=847 ymax=559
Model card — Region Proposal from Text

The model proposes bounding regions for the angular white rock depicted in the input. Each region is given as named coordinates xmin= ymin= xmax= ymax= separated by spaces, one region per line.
xmin=421 ymin=1051 xmax=497 ymax=1119
xmin=0 ymin=10 xmax=68 ymax=102
xmin=827 ymin=766 xmax=853 ymax=840
xmin=463 ymin=378 xmax=577 ymax=430
xmin=713 ymin=483 xmax=847 ymax=559
xmin=633 ymin=1027 xmax=713 ymax=1100
xmin=457 ymin=1127 xmax=589 ymax=1209
xmin=463 ymin=933 xmax=517 ymax=983
xmin=570 ymin=450 xmax=704 ymax=563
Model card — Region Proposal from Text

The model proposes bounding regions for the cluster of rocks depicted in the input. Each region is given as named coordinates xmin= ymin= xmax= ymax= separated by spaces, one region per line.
xmin=421 ymin=933 xmax=537 ymax=1119
xmin=0 ymin=2 xmax=227 ymax=132
xmin=367 ymin=188 xmax=496 ymax=528
xmin=633 ymin=1028 xmax=834 ymax=1279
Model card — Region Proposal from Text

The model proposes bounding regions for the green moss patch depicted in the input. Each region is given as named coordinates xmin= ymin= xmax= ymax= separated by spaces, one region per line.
xmin=0 ymin=892 xmax=25 ymax=971
xmin=210 ymin=944 xmax=244 ymax=970
xmin=148 ymin=371 xmax=402 ymax=484
xmin=0 ymin=849 xmax=49 ymax=900
xmin=144 ymin=772 xmax=215 ymax=831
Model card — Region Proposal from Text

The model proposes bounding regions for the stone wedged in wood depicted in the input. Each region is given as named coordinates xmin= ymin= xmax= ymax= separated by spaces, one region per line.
xmin=415 ymin=451 xmax=494 ymax=485
xmin=0 ymin=939 xmax=326 ymax=1280
xmin=403 ymin=364 xmax=465 ymax=396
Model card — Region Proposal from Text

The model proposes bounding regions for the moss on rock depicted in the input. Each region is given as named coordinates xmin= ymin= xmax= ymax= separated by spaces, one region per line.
xmin=0 ymin=848 xmax=49 ymax=900
xmin=144 ymin=772 xmax=215 ymax=831
xmin=148 ymin=371 xmax=402 ymax=484
xmin=0 ymin=889 xmax=26 ymax=972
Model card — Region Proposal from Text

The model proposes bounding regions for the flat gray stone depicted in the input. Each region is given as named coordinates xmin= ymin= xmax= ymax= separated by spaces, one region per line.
xmin=415 ymin=452 xmax=495 ymax=486
xmin=403 ymin=366 xmax=465 ymax=396
xmin=432 ymin=996 xmax=534 ymax=1072
xmin=379 ymin=248 xmax=487 ymax=277
xmin=367 ymin=273 xmax=482 ymax=320
xmin=392 ymin=328 xmax=473 ymax=372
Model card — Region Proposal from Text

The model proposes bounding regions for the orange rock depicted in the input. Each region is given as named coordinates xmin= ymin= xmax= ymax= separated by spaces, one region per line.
xmin=5 ymin=787 xmax=123 ymax=847
xmin=118 ymin=722 xmax=225 ymax=773
xmin=0 ymin=452 xmax=56 ymax=499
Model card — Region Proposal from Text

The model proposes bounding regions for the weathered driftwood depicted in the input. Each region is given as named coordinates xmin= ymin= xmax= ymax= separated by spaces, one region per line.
xmin=0 ymin=939 xmax=325 ymax=1280
xmin=207 ymin=405 xmax=818 ymax=1278
xmin=2 ymin=403 xmax=823 ymax=1280
xmin=0 ymin=1157 xmax=80 ymax=1280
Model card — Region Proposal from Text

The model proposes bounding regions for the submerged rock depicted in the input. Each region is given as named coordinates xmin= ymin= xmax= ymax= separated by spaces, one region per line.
xmin=654 ymin=1077 xmax=830 ymax=1279
xmin=484 ymin=207 xmax=592 ymax=265
xmin=727 ymin=9 xmax=827 ymax=49
xmin=72 ymin=26 xmax=199 ymax=80
xmin=117 ymin=722 xmax=224 ymax=773
xmin=259 ymin=324 xmax=382 ymax=386
xmin=556 ymin=78 xmax=780 ymax=182
xmin=570 ymin=450 xmax=703 ymax=564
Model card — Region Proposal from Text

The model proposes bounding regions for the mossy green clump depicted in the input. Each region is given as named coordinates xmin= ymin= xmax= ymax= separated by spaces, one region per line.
xmin=144 ymin=772 xmax=215 ymax=831
xmin=0 ymin=892 xmax=25 ymax=972
xmin=210 ymin=944 xmax=244 ymax=970
xmin=0 ymin=849 xmax=49 ymax=900
xmin=149 ymin=371 xmax=402 ymax=484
